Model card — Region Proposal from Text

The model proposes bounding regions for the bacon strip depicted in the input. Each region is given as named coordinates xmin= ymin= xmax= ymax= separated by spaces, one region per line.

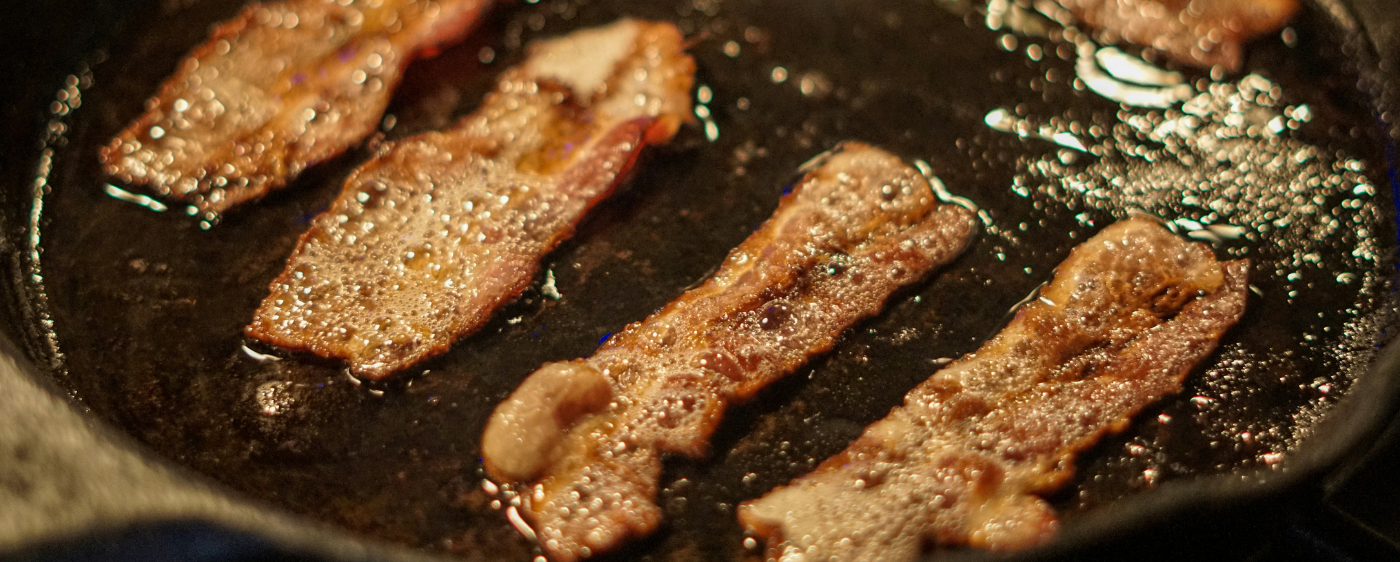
xmin=739 ymin=218 xmax=1248 ymax=561
xmin=480 ymin=143 xmax=979 ymax=561
xmin=245 ymin=20 xmax=695 ymax=379
xmin=1055 ymin=0 xmax=1298 ymax=70
xmin=99 ymin=0 xmax=493 ymax=215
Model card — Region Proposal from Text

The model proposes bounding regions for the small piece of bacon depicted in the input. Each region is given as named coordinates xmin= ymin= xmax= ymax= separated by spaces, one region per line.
xmin=1056 ymin=0 xmax=1298 ymax=70
xmin=481 ymin=143 xmax=979 ymax=561
xmin=100 ymin=0 xmax=492 ymax=216
xmin=246 ymin=20 xmax=695 ymax=379
xmin=739 ymin=218 xmax=1248 ymax=561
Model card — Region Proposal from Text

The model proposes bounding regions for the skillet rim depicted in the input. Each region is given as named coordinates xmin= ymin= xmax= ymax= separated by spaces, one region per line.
xmin=0 ymin=0 xmax=1398 ymax=559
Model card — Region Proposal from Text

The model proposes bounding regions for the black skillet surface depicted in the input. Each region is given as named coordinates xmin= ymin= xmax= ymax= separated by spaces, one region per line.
xmin=2 ymin=0 xmax=1400 ymax=560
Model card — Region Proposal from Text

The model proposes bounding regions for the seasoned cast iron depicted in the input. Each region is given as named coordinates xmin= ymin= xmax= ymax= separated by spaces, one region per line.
xmin=2 ymin=0 xmax=1400 ymax=560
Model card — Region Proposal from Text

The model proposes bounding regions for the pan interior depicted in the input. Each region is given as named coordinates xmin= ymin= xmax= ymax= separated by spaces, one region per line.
xmin=19 ymin=0 xmax=1397 ymax=559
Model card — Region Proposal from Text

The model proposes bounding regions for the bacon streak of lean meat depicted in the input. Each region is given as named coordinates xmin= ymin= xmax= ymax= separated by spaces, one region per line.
xmin=480 ymin=142 xmax=979 ymax=561
xmin=100 ymin=0 xmax=493 ymax=215
xmin=738 ymin=218 xmax=1249 ymax=562
xmin=1054 ymin=0 xmax=1298 ymax=70
xmin=246 ymin=20 xmax=695 ymax=379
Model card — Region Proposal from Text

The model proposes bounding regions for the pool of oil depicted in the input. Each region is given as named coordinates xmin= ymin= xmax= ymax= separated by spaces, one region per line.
xmin=20 ymin=0 xmax=1398 ymax=560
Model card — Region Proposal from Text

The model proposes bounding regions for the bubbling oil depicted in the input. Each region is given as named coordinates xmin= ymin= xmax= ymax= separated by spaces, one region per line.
xmin=26 ymin=0 xmax=1396 ymax=559
xmin=962 ymin=1 xmax=1392 ymax=513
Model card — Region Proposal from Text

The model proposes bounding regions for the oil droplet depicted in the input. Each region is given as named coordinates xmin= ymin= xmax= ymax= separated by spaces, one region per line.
xmin=103 ymin=184 xmax=168 ymax=213
xmin=255 ymin=381 xmax=294 ymax=416
xmin=506 ymin=505 xmax=537 ymax=541
xmin=1076 ymin=49 xmax=1192 ymax=108
xmin=1094 ymin=46 xmax=1184 ymax=87
xmin=541 ymin=269 xmax=562 ymax=300
xmin=704 ymin=121 xmax=720 ymax=141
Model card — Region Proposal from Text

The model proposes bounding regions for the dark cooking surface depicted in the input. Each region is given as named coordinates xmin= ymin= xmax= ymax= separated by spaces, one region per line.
xmin=19 ymin=0 xmax=1397 ymax=560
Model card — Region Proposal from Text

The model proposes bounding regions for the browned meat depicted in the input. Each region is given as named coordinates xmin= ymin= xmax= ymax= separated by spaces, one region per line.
xmin=481 ymin=143 xmax=979 ymax=561
xmin=99 ymin=0 xmax=492 ymax=216
xmin=739 ymin=218 xmax=1249 ymax=561
xmin=1057 ymin=0 xmax=1298 ymax=70
xmin=245 ymin=20 xmax=695 ymax=379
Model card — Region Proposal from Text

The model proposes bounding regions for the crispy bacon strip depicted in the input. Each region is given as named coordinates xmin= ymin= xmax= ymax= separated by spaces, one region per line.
xmin=738 ymin=218 xmax=1248 ymax=561
xmin=1056 ymin=0 xmax=1297 ymax=70
xmin=245 ymin=20 xmax=695 ymax=379
xmin=99 ymin=0 xmax=492 ymax=215
xmin=480 ymin=143 xmax=979 ymax=561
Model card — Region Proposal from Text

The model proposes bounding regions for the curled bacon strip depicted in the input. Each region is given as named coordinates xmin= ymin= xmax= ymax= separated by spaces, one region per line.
xmin=246 ymin=20 xmax=695 ymax=379
xmin=1056 ymin=0 xmax=1298 ymax=70
xmin=739 ymin=218 xmax=1248 ymax=561
xmin=481 ymin=143 xmax=978 ymax=561
xmin=100 ymin=0 xmax=492 ymax=215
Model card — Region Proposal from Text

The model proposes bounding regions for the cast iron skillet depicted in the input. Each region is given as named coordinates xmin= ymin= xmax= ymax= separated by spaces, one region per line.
xmin=3 ymin=0 xmax=1400 ymax=560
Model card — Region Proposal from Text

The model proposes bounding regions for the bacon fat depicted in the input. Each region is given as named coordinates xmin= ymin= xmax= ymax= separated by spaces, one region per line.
xmin=738 ymin=218 xmax=1248 ymax=561
xmin=245 ymin=20 xmax=695 ymax=379
xmin=480 ymin=143 xmax=979 ymax=561
xmin=100 ymin=0 xmax=492 ymax=215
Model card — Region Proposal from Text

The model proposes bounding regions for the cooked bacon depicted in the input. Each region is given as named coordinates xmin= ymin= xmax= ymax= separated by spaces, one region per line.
xmin=99 ymin=0 xmax=492 ymax=215
xmin=739 ymin=218 xmax=1248 ymax=561
xmin=1056 ymin=0 xmax=1298 ymax=70
xmin=245 ymin=20 xmax=695 ymax=379
xmin=480 ymin=143 xmax=979 ymax=561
